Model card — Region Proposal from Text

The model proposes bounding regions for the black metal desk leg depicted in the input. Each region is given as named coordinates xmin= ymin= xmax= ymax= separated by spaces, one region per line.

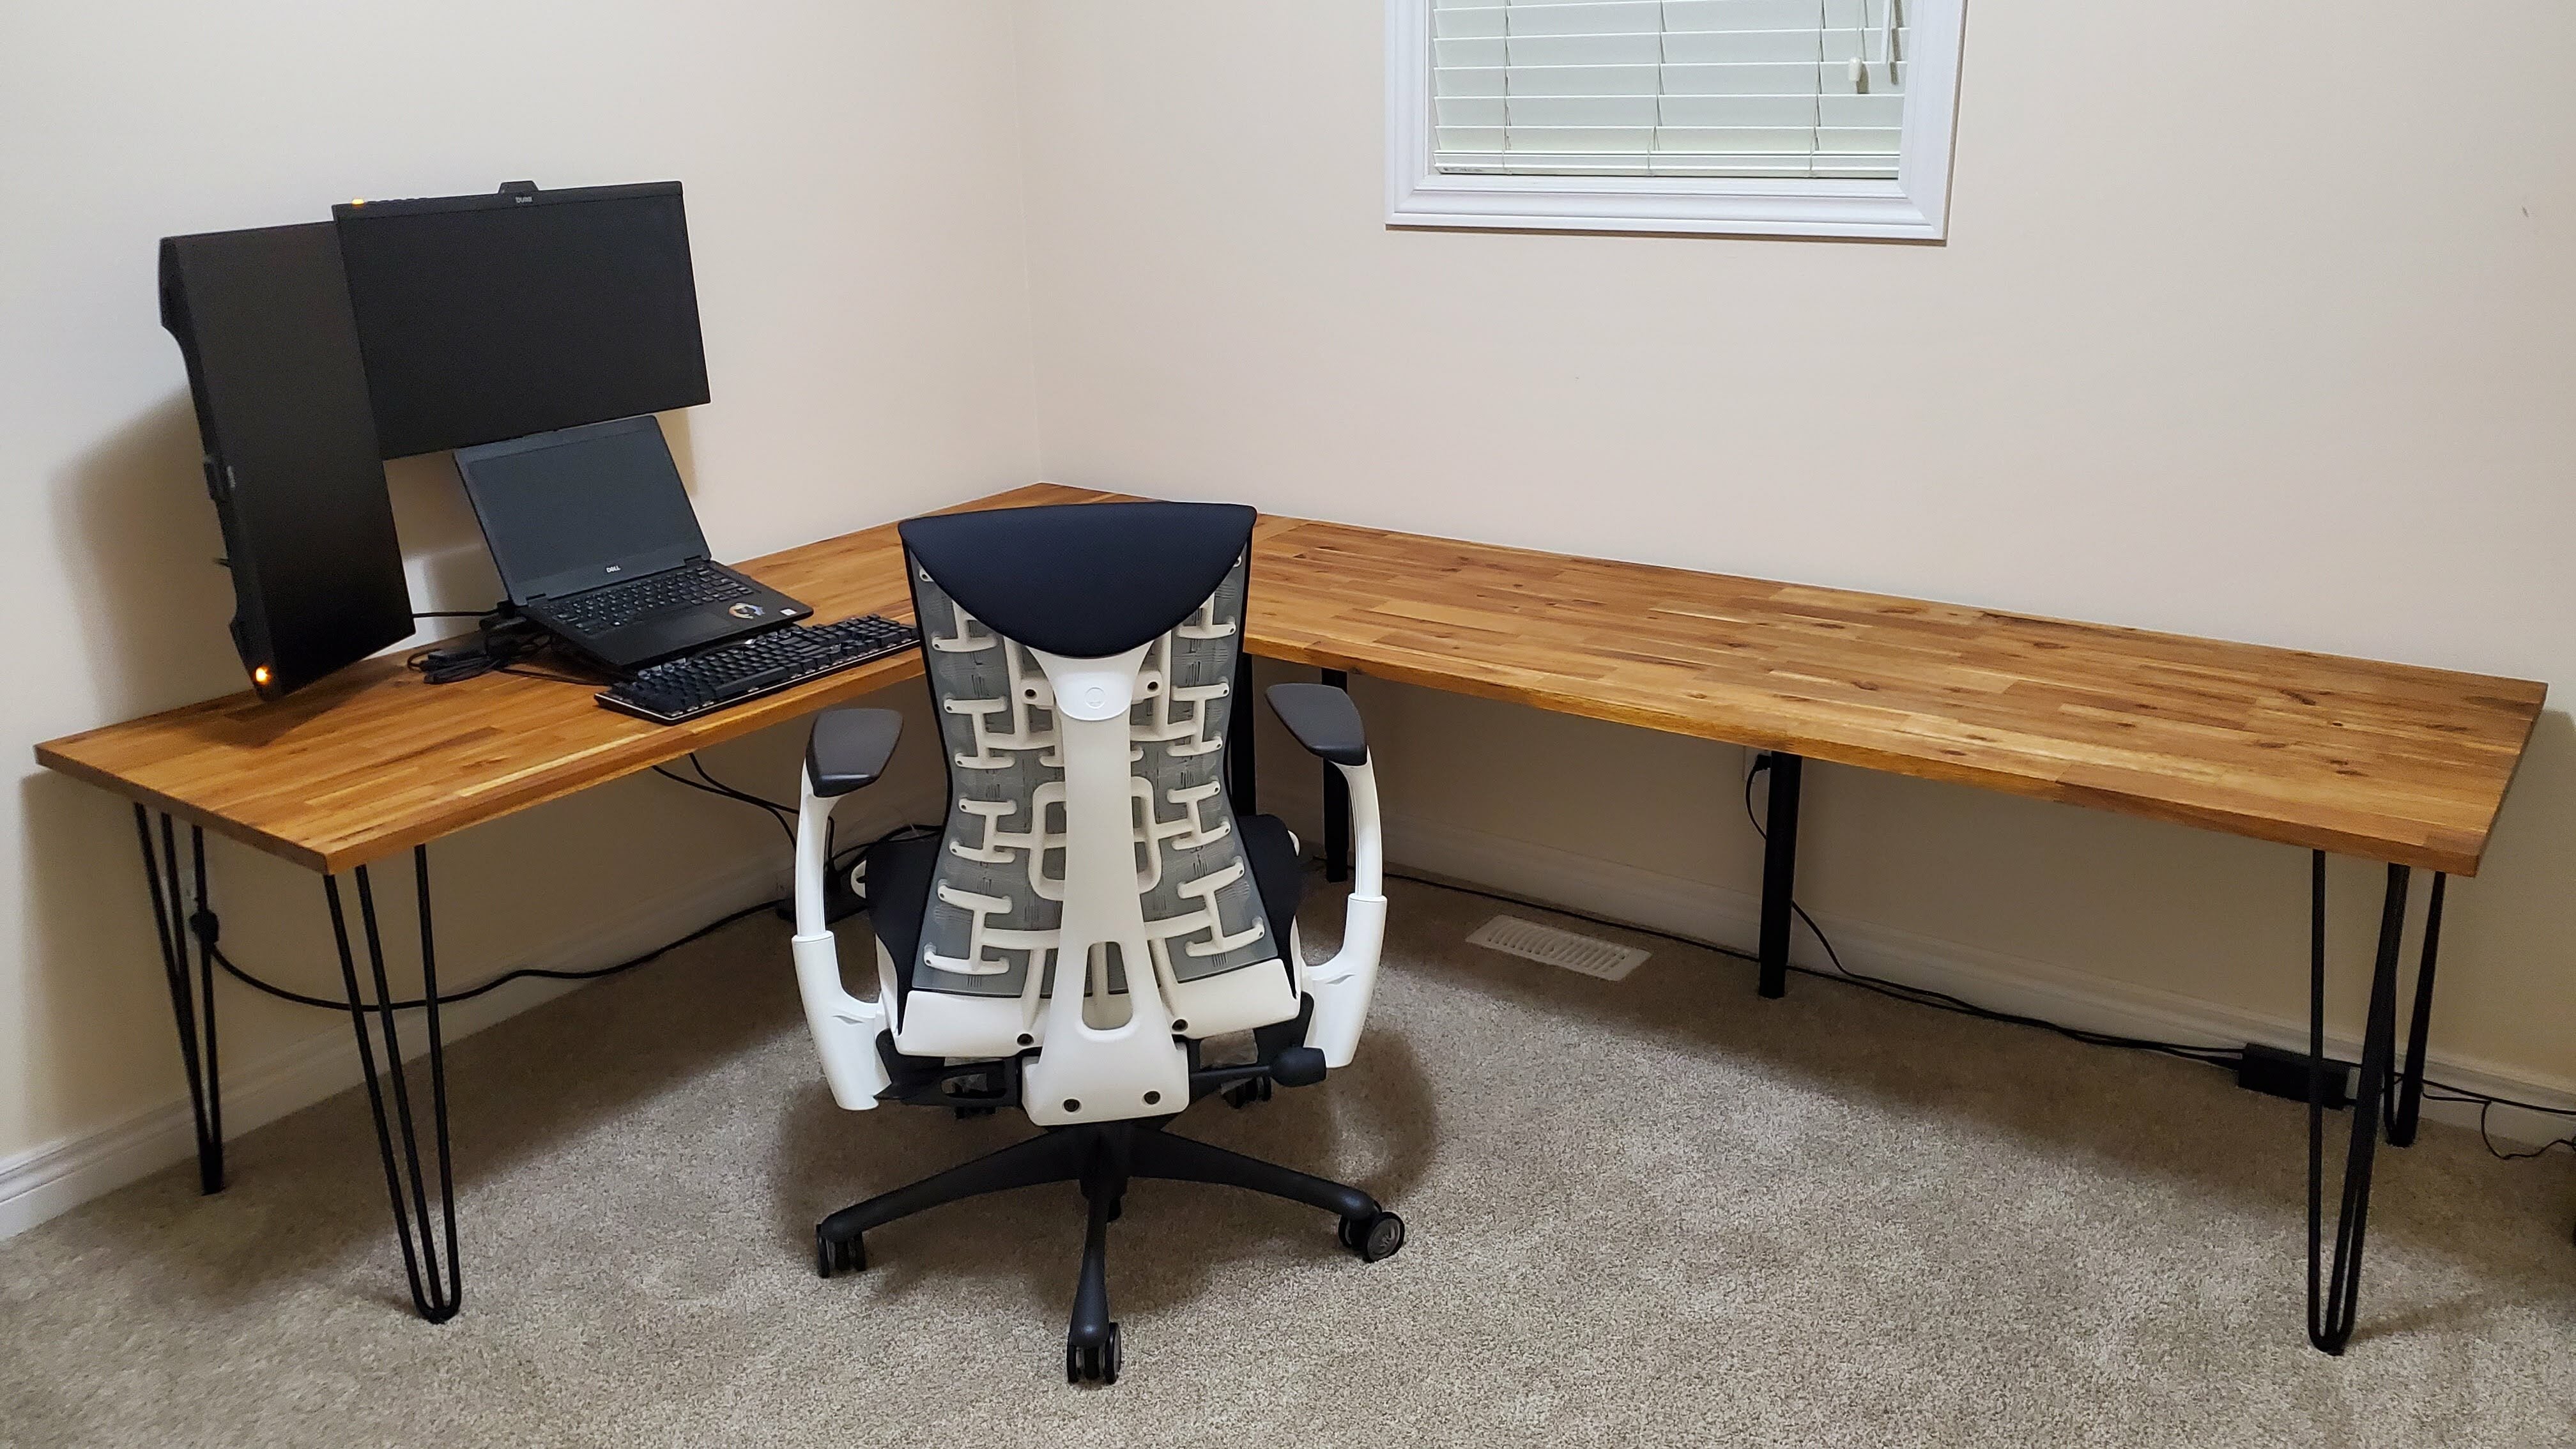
xmin=325 ymin=847 xmax=461 ymax=1323
xmin=2386 ymin=871 xmax=2447 ymax=1149
xmin=134 ymin=806 xmax=223 ymax=1194
xmin=1229 ymin=654 xmax=1258 ymax=816
xmin=1321 ymin=668 xmax=1351 ymax=883
xmin=1755 ymin=752 xmax=1804 ymax=999
xmin=2309 ymin=855 xmax=2407 ymax=1355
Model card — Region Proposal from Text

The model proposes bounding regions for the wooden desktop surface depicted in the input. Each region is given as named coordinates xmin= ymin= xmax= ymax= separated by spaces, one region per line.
xmin=36 ymin=484 xmax=2545 ymax=877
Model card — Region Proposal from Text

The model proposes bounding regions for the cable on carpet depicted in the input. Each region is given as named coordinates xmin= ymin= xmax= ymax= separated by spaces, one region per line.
xmin=1340 ymin=758 xmax=2576 ymax=1163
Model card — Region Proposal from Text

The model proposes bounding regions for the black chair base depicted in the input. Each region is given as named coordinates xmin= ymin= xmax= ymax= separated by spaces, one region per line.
xmin=813 ymin=1118 xmax=1404 ymax=1384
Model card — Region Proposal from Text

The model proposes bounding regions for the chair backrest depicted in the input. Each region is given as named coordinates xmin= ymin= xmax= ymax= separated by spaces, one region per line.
xmin=896 ymin=501 xmax=1298 ymax=1126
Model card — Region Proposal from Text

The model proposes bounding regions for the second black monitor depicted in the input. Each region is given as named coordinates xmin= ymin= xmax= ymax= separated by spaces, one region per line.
xmin=334 ymin=181 xmax=709 ymax=459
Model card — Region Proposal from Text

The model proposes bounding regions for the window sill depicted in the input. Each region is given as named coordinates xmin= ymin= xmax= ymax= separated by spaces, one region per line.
xmin=1386 ymin=171 xmax=1951 ymax=241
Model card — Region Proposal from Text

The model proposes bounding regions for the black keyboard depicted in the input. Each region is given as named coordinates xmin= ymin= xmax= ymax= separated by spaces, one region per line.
xmin=547 ymin=562 xmax=753 ymax=635
xmin=597 ymin=615 xmax=919 ymax=724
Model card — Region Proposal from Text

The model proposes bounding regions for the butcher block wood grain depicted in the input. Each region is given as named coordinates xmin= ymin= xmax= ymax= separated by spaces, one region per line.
xmin=1246 ymin=515 xmax=2545 ymax=877
xmin=34 ymin=484 xmax=1107 ymax=873
xmin=38 ymin=484 xmax=2545 ymax=877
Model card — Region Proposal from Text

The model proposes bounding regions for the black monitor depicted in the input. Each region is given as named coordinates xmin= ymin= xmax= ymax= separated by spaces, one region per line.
xmin=332 ymin=182 xmax=709 ymax=459
xmin=159 ymin=223 xmax=414 ymax=699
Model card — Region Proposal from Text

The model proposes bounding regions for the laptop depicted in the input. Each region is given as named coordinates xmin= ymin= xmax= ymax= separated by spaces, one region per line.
xmin=454 ymin=415 xmax=809 ymax=673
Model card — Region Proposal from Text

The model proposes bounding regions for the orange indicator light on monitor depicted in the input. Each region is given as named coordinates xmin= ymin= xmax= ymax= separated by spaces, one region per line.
xmin=252 ymin=665 xmax=272 ymax=686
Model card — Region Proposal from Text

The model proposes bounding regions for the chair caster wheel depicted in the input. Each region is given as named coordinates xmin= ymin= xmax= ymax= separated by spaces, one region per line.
xmin=1066 ymin=1322 xmax=1121 ymax=1384
xmin=1222 ymin=1077 xmax=1273 ymax=1109
xmin=1337 ymin=1210 xmax=1405 ymax=1262
xmin=815 ymin=1227 xmax=865 ymax=1278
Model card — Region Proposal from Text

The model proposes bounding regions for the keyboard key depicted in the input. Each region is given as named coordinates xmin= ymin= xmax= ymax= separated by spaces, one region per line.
xmin=550 ymin=562 xmax=754 ymax=634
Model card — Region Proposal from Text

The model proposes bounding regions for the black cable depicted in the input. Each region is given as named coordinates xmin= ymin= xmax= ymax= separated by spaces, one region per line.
xmin=1351 ymin=762 xmax=2573 ymax=1147
xmin=687 ymin=755 xmax=792 ymax=814
xmin=2418 ymin=1089 xmax=2576 ymax=1164
xmin=642 ymin=744 xmax=940 ymax=885
xmin=650 ymin=762 xmax=795 ymax=844
xmin=204 ymin=898 xmax=781 ymax=1013
xmin=194 ymin=807 xmax=937 ymax=1016
xmin=646 ymin=752 xmax=809 ymax=846
xmin=411 ymin=611 xmax=491 ymax=619
xmin=407 ymin=617 xmax=563 ymax=685
xmin=1376 ymin=862 xmax=2237 ymax=1070
xmin=1733 ymin=759 xmax=2575 ymax=1115
xmin=2467 ymin=1101 xmax=2576 ymax=1162
xmin=2419 ymin=1086 xmax=2576 ymax=1119
xmin=1735 ymin=756 xmax=2240 ymax=1066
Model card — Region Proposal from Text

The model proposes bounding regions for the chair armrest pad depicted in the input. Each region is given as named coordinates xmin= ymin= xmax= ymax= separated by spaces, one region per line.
xmin=1266 ymin=683 xmax=1368 ymax=765
xmin=807 ymin=709 xmax=903 ymax=797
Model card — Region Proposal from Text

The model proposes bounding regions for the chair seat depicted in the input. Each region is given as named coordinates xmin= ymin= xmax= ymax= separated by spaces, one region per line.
xmin=868 ymin=813 xmax=1305 ymax=1011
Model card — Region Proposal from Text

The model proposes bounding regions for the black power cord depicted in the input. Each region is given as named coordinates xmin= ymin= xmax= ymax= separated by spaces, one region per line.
xmin=648 ymin=754 xmax=937 ymax=877
xmin=649 ymin=760 xmax=796 ymax=845
xmin=1736 ymin=755 xmax=2239 ymax=1069
xmin=405 ymin=610 xmax=595 ymax=686
xmin=194 ymin=805 xmax=939 ymax=1015
xmin=1376 ymin=862 xmax=2234 ymax=1070
xmin=203 ymin=898 xmax=782 ymax=1013
xmin=188 ymin=733 xmax=937 ymax=1015
xmin=1360 ymin=754 xmax=2576 ymax=1162
xmin=2426 ymin=1093 xmax=2576 ymax=1162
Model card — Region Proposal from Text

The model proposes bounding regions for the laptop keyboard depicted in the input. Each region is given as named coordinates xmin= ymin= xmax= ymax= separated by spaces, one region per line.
xmin=547 ymin=562 xmax=753 ymax=634
xmin=596 ymin=615 xmax=920 ymax=724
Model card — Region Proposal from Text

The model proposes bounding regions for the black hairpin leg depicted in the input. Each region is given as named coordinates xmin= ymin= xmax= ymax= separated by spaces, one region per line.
xmin=325 ymin=847 xmax=461 ymax=1323
xmin=1321 ymin=668 xmax=1351 ymax=882
xmin=134 ymin=806 xmax=223 ymax=1194
xmin=2386 ymin=871 xmax=2446 ymax=1150
xmin=1754 ymin=751 xmax=1803 ymax=999
xmin=2308 ymin=855 xmax=2411 ymax=1355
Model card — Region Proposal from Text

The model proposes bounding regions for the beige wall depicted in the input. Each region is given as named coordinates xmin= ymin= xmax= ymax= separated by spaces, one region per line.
xmin=1008 ymin=3 xmax=2576 ymax=1084
xmin=2 ymin=2 xmax=1030 ymax=1169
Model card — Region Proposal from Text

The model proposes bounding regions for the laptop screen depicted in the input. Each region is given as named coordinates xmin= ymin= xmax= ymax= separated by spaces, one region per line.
xmin=454 ymin=416 xmax=709 ymax=603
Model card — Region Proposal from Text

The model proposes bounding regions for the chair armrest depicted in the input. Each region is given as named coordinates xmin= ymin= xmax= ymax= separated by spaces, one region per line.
xmin=806 ymin=709 xmax=903 ymax=797
xmin=1266 ymin=682 xmax=1367 ymax=765
xmin=792 ymin=708 xmax=903 ymax=1110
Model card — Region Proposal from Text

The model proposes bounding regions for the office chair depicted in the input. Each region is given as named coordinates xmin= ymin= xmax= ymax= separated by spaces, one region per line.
xmin=785 ymin=500 xmax=1401 ymax=1384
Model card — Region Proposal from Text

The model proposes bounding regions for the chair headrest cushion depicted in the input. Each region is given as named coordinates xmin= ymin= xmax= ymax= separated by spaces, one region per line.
xmin=899 ymin=500 xmax=1257 ymax=660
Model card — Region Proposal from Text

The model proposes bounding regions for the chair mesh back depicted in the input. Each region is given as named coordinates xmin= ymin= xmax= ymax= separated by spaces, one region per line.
xmin=905 ymin=550 xmax=1279 ymax=1000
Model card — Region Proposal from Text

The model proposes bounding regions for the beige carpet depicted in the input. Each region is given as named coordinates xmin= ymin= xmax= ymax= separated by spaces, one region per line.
xmin=4 ymin=876 xmax=2573 ymax=1448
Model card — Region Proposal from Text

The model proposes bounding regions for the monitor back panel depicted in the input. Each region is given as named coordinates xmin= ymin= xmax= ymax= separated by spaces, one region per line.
xmin=159 ymin=223 xmax=413 ymax=698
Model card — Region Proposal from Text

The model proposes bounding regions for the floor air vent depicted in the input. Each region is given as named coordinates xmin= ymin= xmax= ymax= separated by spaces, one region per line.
xmin=1466 ymin=915 xmax=1648 ymax=981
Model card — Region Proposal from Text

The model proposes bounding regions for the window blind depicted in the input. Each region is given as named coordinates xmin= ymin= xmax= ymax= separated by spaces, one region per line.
xmin=1430 ymin=0 xmax=1908 ymax=180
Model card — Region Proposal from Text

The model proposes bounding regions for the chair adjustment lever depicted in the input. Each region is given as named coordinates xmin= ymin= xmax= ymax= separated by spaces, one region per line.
xmin=1187 ymin=1046 xmax=1327 ymax=1092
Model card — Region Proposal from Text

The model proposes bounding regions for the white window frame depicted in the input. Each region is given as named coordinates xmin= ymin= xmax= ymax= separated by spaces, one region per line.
xmin=1385 ymin=0 xmax=1967 ymax=240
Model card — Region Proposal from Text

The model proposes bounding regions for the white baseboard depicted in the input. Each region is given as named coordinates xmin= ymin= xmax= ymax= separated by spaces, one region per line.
xmin=1359 ymin=803 xmax=2576 ymax=1149
xmin=0 ymin=785 xmax=942 ymax=1243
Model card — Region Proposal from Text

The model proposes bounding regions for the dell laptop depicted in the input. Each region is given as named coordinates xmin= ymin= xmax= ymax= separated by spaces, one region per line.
xmin=455 ymin=415 xmax=808 ymax=673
